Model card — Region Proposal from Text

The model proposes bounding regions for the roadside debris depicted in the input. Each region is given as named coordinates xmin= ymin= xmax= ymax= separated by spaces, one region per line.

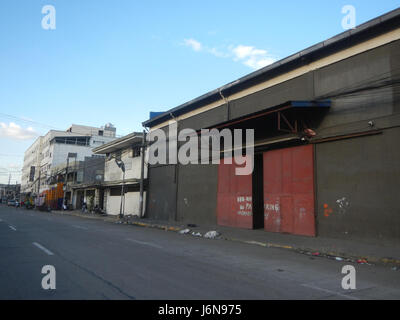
xmin=204 ymin=231 xmax=220 ymax=239
xmin=179 ymin=228 xmax=191 ymax=235
xmin=191 ymin=232 xmax=202 ymax=237
xmin=357 ymin=259 xmax=368 ymax=264
xmin=335 ymin=257 xmax=344 ymax=261
xmin=312 ymin=252 xmax=320 ymax=256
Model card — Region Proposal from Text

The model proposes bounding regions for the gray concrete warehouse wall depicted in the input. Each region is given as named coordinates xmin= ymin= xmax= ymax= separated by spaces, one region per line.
xmin=145 ymin=39 xmax=400 ymax=234
xmin=146 ymin=165 xmax=177 ymax=221
xmin=315 ymin=127 xmax=400 ymax=243
xmin=176 ymin=164 xmax=218 ymax=225
xmin=314 ymin=40 xmax=399 ymax=135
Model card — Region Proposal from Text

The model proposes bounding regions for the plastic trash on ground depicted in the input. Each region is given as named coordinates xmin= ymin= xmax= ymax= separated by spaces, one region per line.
xmin=204 ymin=231 xmax=220 ymax=239
xmin=179 ymin=228 xmax=191 ymax=235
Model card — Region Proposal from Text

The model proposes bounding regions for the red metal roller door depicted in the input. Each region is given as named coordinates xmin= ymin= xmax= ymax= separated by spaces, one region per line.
xmin=216 ymin=157 xmax=253 ymax=229
xmin=263 ymin=145 xmax=315 ymax=236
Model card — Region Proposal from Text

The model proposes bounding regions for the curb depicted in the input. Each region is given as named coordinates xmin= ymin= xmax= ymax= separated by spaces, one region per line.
xmin=39 ymin=209 xmax=400 ymax=268
xmin=121 ymin=220 xmax=181 ymax=232
xmin=127 ymin=220 xmax=400 ymax=267
xmin=223 ymin=237 xmax=400 ymax=268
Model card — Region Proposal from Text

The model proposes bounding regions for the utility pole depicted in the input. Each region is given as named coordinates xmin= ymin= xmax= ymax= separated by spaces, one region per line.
xmin=37 ymin=168 xmax=41 ymax=195
xmin=139 ymin=130 xmax=146 ymax=218
xmin=120 ymin=169 xmax=125 ymax=218
xmin=7 ymin=173 xmax=11 ymax=199
xmin=63 ymin=153 xmax=77 ymax=209
xmin=62 ymin=157 xmax=70 ymax=208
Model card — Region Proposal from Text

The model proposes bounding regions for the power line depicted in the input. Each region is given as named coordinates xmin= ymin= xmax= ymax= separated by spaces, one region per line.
xmin=0 ymin=112 xmax=59 ymax=130
xmin=0 ymin=112 xmax=123 ymax=137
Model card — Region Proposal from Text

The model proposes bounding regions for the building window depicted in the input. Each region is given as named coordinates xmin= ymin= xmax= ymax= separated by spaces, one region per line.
xmin=132 ymin=146 xmax=141 ymax=158
xmin=98 ymin=130 xmax=104 ymax=136
xmin=110 ymin=187 xmax=122 ymax=196
xmin=109 ymin=185 xmax=138 ymax=196
xmin=54 ymin=136 xmax=89 ymax=146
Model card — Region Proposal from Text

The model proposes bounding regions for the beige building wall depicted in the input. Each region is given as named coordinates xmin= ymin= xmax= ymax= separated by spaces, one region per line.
xmin=105 ymin=189 xmax=146 ymax=217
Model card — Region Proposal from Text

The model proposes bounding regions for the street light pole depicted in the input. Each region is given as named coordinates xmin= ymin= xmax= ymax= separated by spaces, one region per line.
xmin=115 ymin=159 xmax=125 ymax=219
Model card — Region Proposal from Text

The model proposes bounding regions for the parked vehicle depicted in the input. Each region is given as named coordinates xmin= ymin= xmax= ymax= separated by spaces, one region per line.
xmin=7 ymin=199 xmax=15 ymax=206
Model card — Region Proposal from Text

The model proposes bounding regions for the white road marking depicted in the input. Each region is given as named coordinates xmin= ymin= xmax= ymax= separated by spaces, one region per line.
xmin=301 ymin=283 xmax=360 ymax=300
xmin=126 ymin=238 xmax=162 ymax=249
xmin=32 ymin=242 xmax=54 ymax=256
xmin=71 ymin=225 xmax=88 ymax=230
xmin=9 ymin=225 xmax=16 ymax=231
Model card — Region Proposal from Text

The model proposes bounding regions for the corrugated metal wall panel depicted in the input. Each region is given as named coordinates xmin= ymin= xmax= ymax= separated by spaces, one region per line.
xmin=263 ymin=145 xmax=315 ymax=236
xmin=216 ymin=157 xmax=253 ymax=229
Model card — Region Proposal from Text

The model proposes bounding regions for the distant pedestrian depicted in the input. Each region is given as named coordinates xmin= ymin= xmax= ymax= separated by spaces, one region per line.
xmin=82 ymin=201 xmax=87 ymax=213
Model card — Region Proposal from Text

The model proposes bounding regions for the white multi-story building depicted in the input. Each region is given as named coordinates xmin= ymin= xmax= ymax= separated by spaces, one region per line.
xmin=21 ymin=123 xmax=117 ymax=196
xmin=21 ymin=136 xmax=43 ymax=195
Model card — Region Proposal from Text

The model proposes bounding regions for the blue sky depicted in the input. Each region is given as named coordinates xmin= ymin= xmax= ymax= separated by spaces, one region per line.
xmin=0 ymin=0 xmax=399 ymax=183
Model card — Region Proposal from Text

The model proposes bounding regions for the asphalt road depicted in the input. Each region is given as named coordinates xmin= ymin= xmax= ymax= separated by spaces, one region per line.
xmin=0 ymin=205 xmax=399 ymax=300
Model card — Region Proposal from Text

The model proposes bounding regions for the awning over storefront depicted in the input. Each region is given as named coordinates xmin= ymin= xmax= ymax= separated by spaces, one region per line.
xmin=70 ymin=178 xmax=143 ymax=190
xmin=209 ymin=100 xmax=331 ymax=131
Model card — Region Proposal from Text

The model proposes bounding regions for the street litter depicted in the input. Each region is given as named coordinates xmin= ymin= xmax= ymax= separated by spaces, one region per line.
xmin=192 ymin=232 xmax=202 ymax=237
xmin=357 ymin=259 xmax=368 ymax=264
xmin=312 ymin=252 xmax=320 ymax=256
xmin=179 ymin=228 xmax=191 ymax=235
xmin=335 ymin=257 xmax=344 ymax=261
xmin=204 ymin=231 xmax=220 ymax=239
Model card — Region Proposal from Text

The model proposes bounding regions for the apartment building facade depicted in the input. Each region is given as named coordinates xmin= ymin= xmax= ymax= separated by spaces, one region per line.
xmin=20 ymin=136 xmax=43 ymax=195
xmin=21 ymin=123 xmax=117 ymax=199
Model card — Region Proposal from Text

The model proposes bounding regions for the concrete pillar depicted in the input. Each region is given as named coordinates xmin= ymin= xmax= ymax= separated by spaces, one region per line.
xmin=95 ymin=188 xmax=100 ymax=207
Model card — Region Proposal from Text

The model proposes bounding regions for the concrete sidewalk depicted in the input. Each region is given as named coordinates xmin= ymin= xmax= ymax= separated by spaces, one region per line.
xmin=45 ymin=209 xmax=400 ymax=268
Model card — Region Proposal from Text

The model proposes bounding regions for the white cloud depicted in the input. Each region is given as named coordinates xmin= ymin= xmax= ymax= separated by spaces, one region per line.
xmin=183 ymin=38 xmax=202 ymax=52
xmin=231 ymin=45 xmax=276 ymax=69
xmin=207 ymin=47 xmax=230 ymax=58
xmin=0 ymin=122 xmax=38 ymax=140
xmin=243 ymin=56 xmax=277 ymax=69
xmin=182 ymin=38 xmax=277 ymax=70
